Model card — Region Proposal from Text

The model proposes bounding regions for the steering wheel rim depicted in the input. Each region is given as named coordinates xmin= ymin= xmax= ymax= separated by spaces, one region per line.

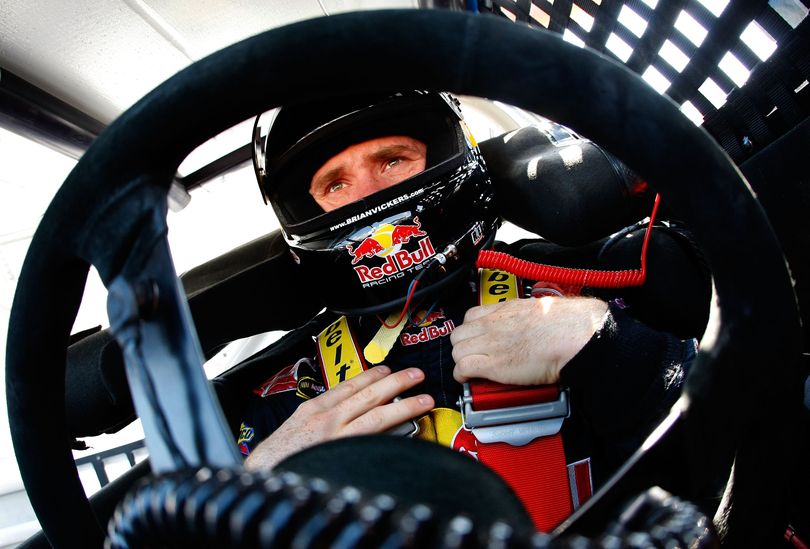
xmin=6 ymin=9 xmax=801 ymax=547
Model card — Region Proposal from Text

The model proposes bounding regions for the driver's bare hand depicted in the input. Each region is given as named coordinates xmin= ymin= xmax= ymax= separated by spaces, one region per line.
xmin=244 ymin=366 xmax=433 ymax=471
xmin=451 ymin=296 xmax=609 ymax=385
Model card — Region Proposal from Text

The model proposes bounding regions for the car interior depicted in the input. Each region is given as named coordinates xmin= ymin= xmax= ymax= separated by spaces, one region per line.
xmin=1 ymin=1 xmax=808 ymax=547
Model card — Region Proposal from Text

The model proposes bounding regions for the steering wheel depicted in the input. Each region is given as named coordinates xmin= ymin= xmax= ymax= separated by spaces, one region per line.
xmin=6 ymin=9 xmax=802 ymax=548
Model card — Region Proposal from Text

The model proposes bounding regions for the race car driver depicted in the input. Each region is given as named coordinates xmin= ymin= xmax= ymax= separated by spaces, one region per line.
xmin=233 ymin=90 xmax=705 ymax=530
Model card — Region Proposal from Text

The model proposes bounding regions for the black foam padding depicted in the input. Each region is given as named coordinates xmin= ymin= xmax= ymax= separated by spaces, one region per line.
xmin=508 ymin=224 xmax=711 ymax=340
xmin=65 ymin=329 xmax=134 ymax=437
xmin=180 ymin=230 xmax=322 ymax=356
xmin=594 ymin=227 xmax=710 ymax=340
xmin=481 ymin=127 xmax=655 ymax=246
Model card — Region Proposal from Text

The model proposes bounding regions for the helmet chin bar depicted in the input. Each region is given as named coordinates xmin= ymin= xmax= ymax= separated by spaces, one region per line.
xmin=332 ymin=220 xmax=498 ymax=317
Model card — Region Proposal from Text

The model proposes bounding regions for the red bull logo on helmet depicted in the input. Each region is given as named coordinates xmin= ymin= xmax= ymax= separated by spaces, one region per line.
xmin=345 ymin=217 xmax=436 ymax=286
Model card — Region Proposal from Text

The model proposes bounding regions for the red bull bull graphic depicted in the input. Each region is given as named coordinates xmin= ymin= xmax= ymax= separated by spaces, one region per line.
xmin=346 ymin=217 xmax=436 ymax=286
xmin=416 ymin=309 xmax=445 ymax=326
xmin=391 ymin=220 xmax=426 ymax=245
xmin=346 ymin=237 xmax=385 ymax=264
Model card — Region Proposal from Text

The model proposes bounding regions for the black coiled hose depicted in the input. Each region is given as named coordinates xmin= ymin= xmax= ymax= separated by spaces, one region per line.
xmin=106 ymin=469 xmax=717 ymax=548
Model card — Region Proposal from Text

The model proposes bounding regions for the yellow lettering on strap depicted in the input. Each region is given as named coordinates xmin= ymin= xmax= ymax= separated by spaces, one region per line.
xmin=479 ymin=268 xmax=520 ymax=305
xmin=316 ymin=316 xmax=367 ymax=390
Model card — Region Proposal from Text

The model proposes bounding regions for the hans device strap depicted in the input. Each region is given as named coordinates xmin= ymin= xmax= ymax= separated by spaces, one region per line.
xmin=315 ymin=316 xmax=367 ymax=390
xmin=315 ymin=316 xmax=418 ymax=437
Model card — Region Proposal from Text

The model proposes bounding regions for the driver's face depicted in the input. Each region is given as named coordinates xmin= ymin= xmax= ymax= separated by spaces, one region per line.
xmin=309 ymin=135 xmax=427 ymax=212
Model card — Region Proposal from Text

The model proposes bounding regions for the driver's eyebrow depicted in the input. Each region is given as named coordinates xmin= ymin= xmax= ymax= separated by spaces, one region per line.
xmin=369 ymin=143 xmax=423 ymax=162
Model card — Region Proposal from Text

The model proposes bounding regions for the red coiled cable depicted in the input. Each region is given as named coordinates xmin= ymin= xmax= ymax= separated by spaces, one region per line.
xmin=477 ymin=194 xmax=661 ymax=289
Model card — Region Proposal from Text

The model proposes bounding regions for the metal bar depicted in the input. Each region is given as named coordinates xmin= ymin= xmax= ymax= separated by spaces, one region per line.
xmin=0 ymin=69 xmax=105 ymax=159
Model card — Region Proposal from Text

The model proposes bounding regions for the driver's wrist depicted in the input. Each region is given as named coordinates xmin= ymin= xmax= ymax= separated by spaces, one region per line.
xmin=549 ymin=297 xmax=609 ymax=376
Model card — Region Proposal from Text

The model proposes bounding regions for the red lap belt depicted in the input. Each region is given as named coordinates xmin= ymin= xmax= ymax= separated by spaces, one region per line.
xmin=463 ymin=380 xmax=573 ymax=532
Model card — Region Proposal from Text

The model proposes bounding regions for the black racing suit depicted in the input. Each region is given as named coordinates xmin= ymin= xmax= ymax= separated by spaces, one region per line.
xmin=232 ymin=257 xmax=699 ymax=488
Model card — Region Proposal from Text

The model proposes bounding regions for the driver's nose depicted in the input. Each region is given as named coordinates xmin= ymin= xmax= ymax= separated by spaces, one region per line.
xmin=355 ymin=170 xmax=399 ymax=199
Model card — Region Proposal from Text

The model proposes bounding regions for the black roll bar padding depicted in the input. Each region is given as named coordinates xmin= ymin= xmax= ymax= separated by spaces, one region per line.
xmin=62 ymin=228 xmax=320 ymax=442
xmin=6 ymin=9 xmax=801 ymax=547
xmin=479 ymin=127 xmax=655 ymax=246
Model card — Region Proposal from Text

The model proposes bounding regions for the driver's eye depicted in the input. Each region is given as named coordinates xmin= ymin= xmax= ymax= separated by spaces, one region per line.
xmin=326 ymin=181 xmax=346 ymax=194
xmin=384 ymin=158 xmax=403 ymax=171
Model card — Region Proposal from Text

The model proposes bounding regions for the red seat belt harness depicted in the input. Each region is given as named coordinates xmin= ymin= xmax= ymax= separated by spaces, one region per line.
xmin=460 ymin=380 xmax=575 ymax=532
xmin=460 ymin=196 xmax=661 ymax=531
xmin=469 ymin=268 xmax=587 ymax=532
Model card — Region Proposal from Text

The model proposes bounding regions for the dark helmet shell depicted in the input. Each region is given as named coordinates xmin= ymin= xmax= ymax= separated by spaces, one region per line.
xmin=253 ymin=91 xmax=499 ymax=314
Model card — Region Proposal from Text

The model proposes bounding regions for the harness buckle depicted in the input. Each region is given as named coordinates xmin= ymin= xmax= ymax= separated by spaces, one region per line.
xmin=387 ymin=397 xmax=420 ymax=437
xmin=459 ymin=383 xmax=570 ymax=446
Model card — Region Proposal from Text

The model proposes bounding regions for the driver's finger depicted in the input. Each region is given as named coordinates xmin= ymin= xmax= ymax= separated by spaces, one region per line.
xmin=314 ymin=365 xmax=392 ymax=408
xmin=461 ymin=302 xmax=505 ymax=324
xmin=335 ymin=367 xmax=427 ymax=422
xmin=453 ymin=353 xmax=492 ymax=383
xmin=342 ymin=394 xmax=435 ymax=436
xmin=450 ymin=319 xmax=490 ymax=346
xmin=451 ymin=332 xmax=502 ymax=361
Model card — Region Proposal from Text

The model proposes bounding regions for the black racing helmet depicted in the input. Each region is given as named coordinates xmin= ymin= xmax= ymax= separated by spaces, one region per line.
xmin=253 ymin=91 xmax=499 ymax=315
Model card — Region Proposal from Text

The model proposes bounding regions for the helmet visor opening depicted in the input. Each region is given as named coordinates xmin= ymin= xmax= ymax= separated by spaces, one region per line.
xmin=267 ymin=94 xmax=467 ymax=227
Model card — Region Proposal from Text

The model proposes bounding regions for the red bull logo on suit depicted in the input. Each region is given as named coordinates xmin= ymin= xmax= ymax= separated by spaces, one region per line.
xmin=345 ymin=217 xmax=436 ymax=286
xmin=400 ymin=308 xmax=455 ymax=345
xmin=400 ymin=313 xmax=456 ymax=345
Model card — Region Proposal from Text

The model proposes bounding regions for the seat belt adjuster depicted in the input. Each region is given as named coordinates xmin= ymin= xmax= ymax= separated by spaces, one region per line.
xmin=459 ymin=383 xmax=570 ymax=445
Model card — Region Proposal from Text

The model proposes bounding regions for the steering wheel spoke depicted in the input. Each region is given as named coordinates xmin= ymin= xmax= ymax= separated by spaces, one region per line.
xmin=107 ymin=236 xmax=241 ymax=473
